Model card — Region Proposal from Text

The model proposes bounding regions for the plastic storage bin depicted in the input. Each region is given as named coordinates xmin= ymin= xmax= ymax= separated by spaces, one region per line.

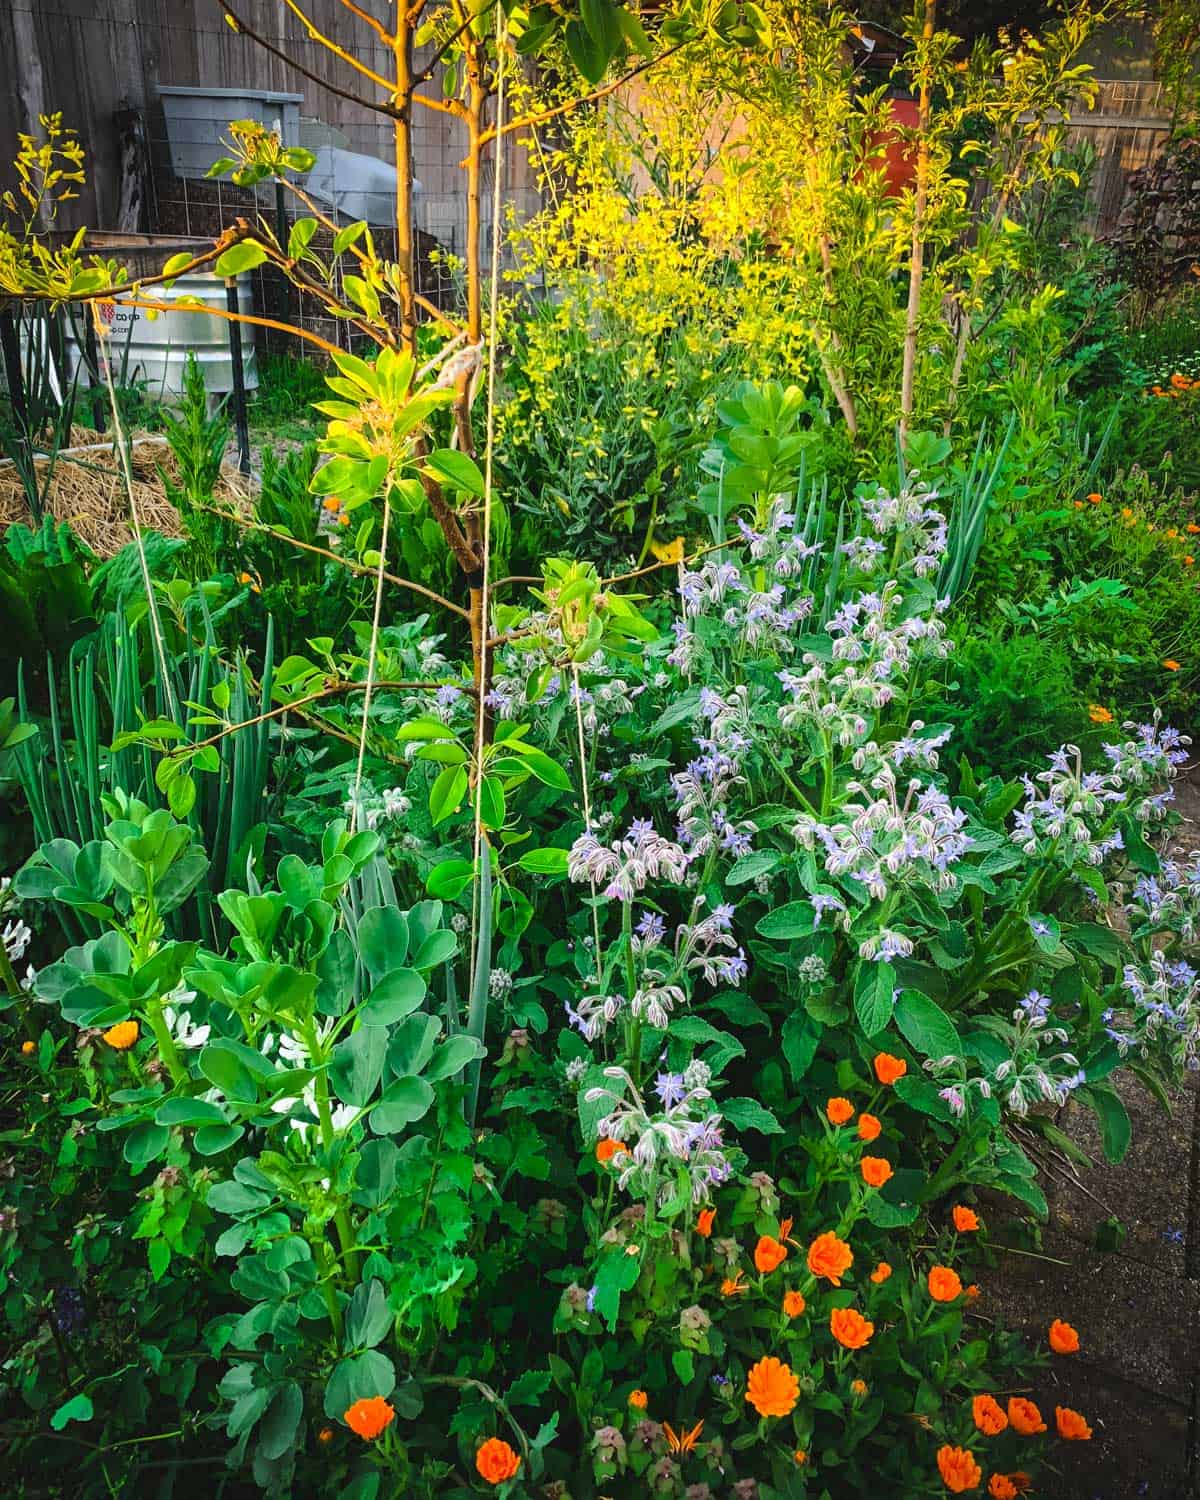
xmin=158 ymin=86 xmax=303 ymax=180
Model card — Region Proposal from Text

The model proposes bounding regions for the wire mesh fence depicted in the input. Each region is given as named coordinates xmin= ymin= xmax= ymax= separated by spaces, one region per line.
xmin=140 ymin=122 xmax=544 ymax=360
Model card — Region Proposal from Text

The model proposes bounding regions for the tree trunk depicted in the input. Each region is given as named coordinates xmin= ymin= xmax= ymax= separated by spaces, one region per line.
xmin=391 ymin=28 xmax=417 ymax=350
xmin=899 ymin=0 xmax=936 ymax=444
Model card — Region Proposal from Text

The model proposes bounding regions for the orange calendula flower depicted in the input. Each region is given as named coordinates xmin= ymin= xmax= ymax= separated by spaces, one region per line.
xmin=1122 ymin=506 xmax=1135 ymax=519
xmin=629 ymin=1389 xmax=648 ymax=1409
xmin=870 ymin=1261 xmax=892 ymax=1283
xmin=1164 ymin=659 xmax=1181 ymax=671
xmin=850 ymin=1378 xmax=868 ymax=1396
xmin=857 ymin=1111 xmax=882 ymax=1142
xmin=754 ymin=1235 xmax=788 ymax=1274
xmin=721 ymin=1271 xmax=748 ymax=1297
xmin=829 ymin=1306 xmax=874 ymax=1349
xmin=1007 ymin=1397 xmax=1046 ymax=1435
xmin=1087 ymin=492 xmax=1103 ymax=503
xmin=783 ymin=1289 xmax=806 ymax=1318
xmin=860 ymin=1155 xmax=893 ymax=1188
xmin=826 ymin=1096 xmax=854 ymax=1125
xmin=696 ymin=1207 xmax=716 ymax=1237
xmin=928 ymin=1265 xmax=963 ymax=1302
xmin=21 ymin=1040 xmax=35 ymax=1055
xmin=1088 ymin=704 xmax=1114 ymax=724
xmin=807 ymin=1231 xmax=853 ymax=1285
xmin=322 ymin=495 xmax=342 ymax=511
xmin=1072 ymin=500 xmax=1085 ymax=509
xmin=595 ymin=1138 xmax=627 ymax=1164
xmin=102 ymin=1020 xmax=139 ymax=1050
xmin=1171 ymin=372 xmax=1190 ymax=388
xmin=663 ymin=1419 xmax=703 ymax=1455
xmin=873 ymin=1052 xmax=907 ymax=1085
xmin=1048 ymin=1318 xmax=1080 ymax=1354
xmin=1185 ymin=555 xmax=1195 ymax=565
xmin=1055 ymin=1405 xmax=1092 ymax=1441
xmin=343 ymin=1396 xmax=395 ymax=1441
xmin=476 ymin=1437 xmax=521 ymax=1483
xmin=988 ymin=1477 xmax=1018 ymax=1500
xmin=936 ymin=1444 xmax=982 ymax=1493
xmin=1187 ymin=523 xmax=1200 ymax=534
xmin=972 ymin=1394 xmax=1008 ymax=1436
xmin=794 ymin=1448 xmax=808 ymax=1466
xmin=966 ymin=1284 xmax=981 ymax=1301
xmin=745 ymin=1355 xmax=800 ymax=1418
xmin=953 ymin=1205 xmax=980 ymax=1233
xmin=317 ymin=1426 xmax=334 ymax=1444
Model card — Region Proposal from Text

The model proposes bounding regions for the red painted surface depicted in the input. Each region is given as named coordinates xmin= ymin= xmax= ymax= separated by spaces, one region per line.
xmin=871 ymin=96 xmax=920 ymax=197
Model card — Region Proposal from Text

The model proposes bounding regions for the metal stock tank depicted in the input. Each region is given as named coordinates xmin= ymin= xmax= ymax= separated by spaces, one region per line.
xmin=61 ymin=233 xmax=258 ymax=399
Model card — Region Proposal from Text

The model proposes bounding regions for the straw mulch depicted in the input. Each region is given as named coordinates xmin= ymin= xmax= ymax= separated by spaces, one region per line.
xmin=0 ymin=432 xmax=250 ymax=557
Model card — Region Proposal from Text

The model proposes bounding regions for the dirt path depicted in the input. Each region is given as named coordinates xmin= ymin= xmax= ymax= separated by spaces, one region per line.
xmin=986 ymin=769 xmax=1200 ymax=1500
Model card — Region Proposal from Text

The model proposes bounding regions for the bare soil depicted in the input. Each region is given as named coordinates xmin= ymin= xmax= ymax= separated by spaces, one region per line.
xmin=987 ymin=768 xmax=1200 ymax=1500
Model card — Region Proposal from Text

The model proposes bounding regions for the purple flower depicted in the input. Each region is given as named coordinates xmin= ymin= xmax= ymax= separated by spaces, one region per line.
xmin=636 ymin=911 xmax=666 ymax=945
xmin=654 ymin=1072 xmax=687 ymax=1108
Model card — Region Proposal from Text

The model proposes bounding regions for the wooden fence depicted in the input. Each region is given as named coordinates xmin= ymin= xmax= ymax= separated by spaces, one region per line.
xmin=1062 ymin=79 xmax=1174 ymax=234
xmin=0 ymin=0 xmax=542 ymax=258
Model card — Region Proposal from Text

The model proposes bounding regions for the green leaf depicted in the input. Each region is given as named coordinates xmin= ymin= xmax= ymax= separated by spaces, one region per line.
xmin=592 ymin=1245 xmax=640 ymax=1331
xmin=354 ymin=1138 xmax=399 ymax=1210
xmin=123 ymin=1121 xmax=169 ymax=1167
xmin=357 ymin=906 xmax=410 ymax=980
xmin=371 ymin=1075 xmax=435 ymax=1132
xmin=429 ymin=765 xmax=468 ymax=826
xmin=517 ymin=847 xmax=569 ymax=876
xmin=387 ymin=1015 xmax=441 ymax=1078
xmin=727 ymin=850 xmax=780 ymax=886
xmin=1082 ymin=1084 xmax=1131 ymax=1164
xmin=330 ymin=1026 xmax=389 ymax=1106
xmin=893 ymin=990 xmax=960 ymax=1061
xmin=516 ymin=749 xmax=573 ymax=791
xmin=360 ymin=968 xmax=427 ymax=1025
xmin=566 ymin=15 xmax=607 ymax=82
xmin=423 ymin=1034 xmax=484 ymax=1081
xmin=478 ymin=775 xmax=506 ymax=830
xmin=423 ymin=448 xmax=486 ymax=498
xmin=781 ymin=1011 xmax=821 ymax=1084
xmin=345 ymin=1278 xmax=393 ymax=1351
xmin=50 ymin=1394 xmax=94 ymax=1430
xmin=324 ymin=1350 xmax=396 ymax=1422
xmin=854 ymin=961 xmax=897 ymax=1037
xmin=672 ymin=1348 xmax=695 ymax=1385
xmin=427 ymin=858 xmax=475 ymax=899
xmin=331 ymin=221 xmax=368 ymax=257
xmin=214 ymin=241 xmax=268 ymax=277
xmin=207 ymin=1180 xmax=273 ymax=1216
xmin=199 ymin=1040 xmax=267 ymax=1102
xmin=755 ymin=901 xmax=815 ymax=940
xmin=893 ymin=1074 xmax=954 ymax=1121
xmin=413 ymin=929 xmax=458 ymax=970
xmin=288 ymin=217 xmax=318 ymax=257
xmin=1028 ymin=913 xmax=1061 ymax=953
xmin=259 ymin=1382 xmax=303 ymax=1462
xmin=194 ymin=1122 xmax=245 ymax=1156
xmin=343 ymin=274 xmax=381 ymax=320
xmin=721 ymin=1097 xmax=783 ymax=1134
xmin=155 ymin=1096 xmax=229 ymax=1128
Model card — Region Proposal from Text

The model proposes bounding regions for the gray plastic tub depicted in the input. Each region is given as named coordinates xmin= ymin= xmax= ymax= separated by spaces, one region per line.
xmin=159 ymin=85 xmax=303 ymax=180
